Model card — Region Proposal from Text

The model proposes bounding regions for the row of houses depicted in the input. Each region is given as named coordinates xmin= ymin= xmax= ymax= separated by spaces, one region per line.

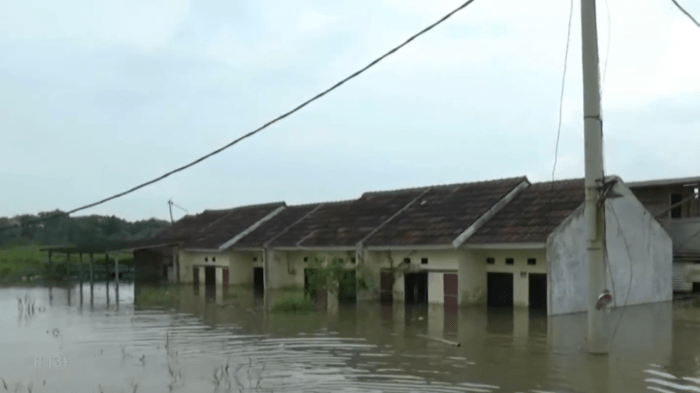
xmin=132 ymin=175 xmax=691 ymax=316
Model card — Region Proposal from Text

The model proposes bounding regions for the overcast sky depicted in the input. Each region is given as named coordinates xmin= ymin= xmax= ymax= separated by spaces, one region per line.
xmin=1 ymin=0 xmax=698 ymax=222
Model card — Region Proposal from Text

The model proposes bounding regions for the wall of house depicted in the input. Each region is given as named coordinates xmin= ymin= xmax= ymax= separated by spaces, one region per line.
xmin=178 ymin=250 xmax=230 ymax=284
xmin=364 ymin=249 xmax=460 ymax=304
xmin=483 ymin=249 xmax=548 ymax=307
xmin=457 ymin=250 xmax=486 ymax=305
xmin=228 ymin=251 xmax=259 ymax=286
xmin=631 ymin=185 xmax=699 ymax=219
xmin=264 ymin=250 xmax=354 ymax=290
xmin=548 ymin=182 xmax=673 ymax=316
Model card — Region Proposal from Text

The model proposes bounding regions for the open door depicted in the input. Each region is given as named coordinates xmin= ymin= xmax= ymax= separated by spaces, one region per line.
xmin=380 ymin=269 xmax=394 ymax=304
xmin=528 ymin=273 xmax=547 ymax=311
xmin=405 ymin=272 xmax=428 ymax=304
xmin=487 ymin=272 xmax=513 ymax=308
xmin=253 ymin=267 xmax=264 ymax=296
xmin=444 ymin=273 xmax=458 ymax=313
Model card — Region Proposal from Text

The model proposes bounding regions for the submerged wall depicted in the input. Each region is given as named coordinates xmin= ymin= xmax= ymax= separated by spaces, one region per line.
xmin=547 ymin=181 xmax=673 ymax=316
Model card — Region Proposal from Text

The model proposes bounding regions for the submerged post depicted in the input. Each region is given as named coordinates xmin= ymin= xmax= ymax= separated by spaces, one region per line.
xmin=66 ymin=252 xmax=71 ymax=307
xmin=105 ymin=254 xmax=110 ymax=305
xmin=79 ymin=253 xmax=83 ymax=305
xmin=115 ymin=255 xmax=120 ymax=306
xmin=89 ymin=253 xmax=94 ymax=305
xmin=581 ymin=0 xmax=609 ymax=353
xmin=48 ymin=250 xmax=53 ymax=306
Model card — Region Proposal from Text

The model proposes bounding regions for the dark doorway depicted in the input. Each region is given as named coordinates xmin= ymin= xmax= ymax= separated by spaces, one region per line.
xmin=405 ymin=272 xmax=428 ymax=304
xmin=222 ymin=268 xmax=229 ymax=287
xmin=193 ymin=267 xmax=200 ymax=287
xmin=529 ymin=273 xmax=547 ymax=311
xmin=338 ymin=269 xmax=357 ymax=303
xmin=671 ymin=193 xmax=683 ymax=218
xmin=253 ymin=267 xmax=264 ymax=295
xmin=443 ymin=273 xmax=458 ymax=313
xmin=487 ymin=272 xmax=513 ymax=308
xmin=380 ymin=269 xmax=394 ymax=304
xmin=205 ymin=266 xmax=216 ymax=287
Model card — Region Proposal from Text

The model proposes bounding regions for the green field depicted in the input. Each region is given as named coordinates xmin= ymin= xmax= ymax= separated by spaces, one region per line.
xmin=0 ymin=244 xmax=133 ymax=286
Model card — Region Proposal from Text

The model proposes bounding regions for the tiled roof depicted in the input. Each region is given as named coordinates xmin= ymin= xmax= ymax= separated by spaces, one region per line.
xmin=151 ymin=209 xmax=233 ymax=244
xmin=466 ymin=178 xmax=585 ymax=244
xmin=186 ymin=202 xmax=286 ymax=249
xmin=232 ymin=203 xmax=323 ymax=248
xmin=266 ymin=190 xmax=427 ymax=248
xmin=364 ymin=177 xmax=528 ymax=246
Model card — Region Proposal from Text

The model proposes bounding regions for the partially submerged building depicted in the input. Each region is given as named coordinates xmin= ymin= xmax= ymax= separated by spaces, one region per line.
xmin=135 ymin=175 xmax=673 ymax=315
xmin=628 ymin=176 xmax=700 ymax=292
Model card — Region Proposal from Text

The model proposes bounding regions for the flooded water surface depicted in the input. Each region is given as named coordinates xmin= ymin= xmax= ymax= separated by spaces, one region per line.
xmin=2 ymin=284 xmax=700 ymax=393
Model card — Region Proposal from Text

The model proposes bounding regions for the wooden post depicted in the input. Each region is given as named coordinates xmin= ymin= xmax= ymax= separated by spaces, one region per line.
xmin=89 ymin=253 xmax=94 ymax=305
xmin=79 ymin=253 xmax=83 ymax=305
xmin=48 ymin=250 xmax=53 ymax=306
xmin=115 ymin=255 xmax=120 ymax=306
xmin=105 ymin=254 xmax=110 ymax=305
xmin=66 ymin=252 xmax=71 ymax=307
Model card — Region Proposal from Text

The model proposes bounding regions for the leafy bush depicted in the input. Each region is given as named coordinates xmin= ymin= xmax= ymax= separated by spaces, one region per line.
xmin=271 ymin=296 xmax=315 ymax=313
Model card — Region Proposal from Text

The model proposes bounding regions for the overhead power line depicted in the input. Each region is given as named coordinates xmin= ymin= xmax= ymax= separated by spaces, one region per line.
xmin=551 ymin=0 xmax=574 ymax=183
xmin=671 ymin=0 xmax=700 ymax=29
xmin=0 ymin=0 xmax=480 ymax=233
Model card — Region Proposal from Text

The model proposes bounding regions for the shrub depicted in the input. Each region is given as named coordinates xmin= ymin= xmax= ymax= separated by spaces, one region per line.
xmin=135 ymin=285 xmax=181 ymax=307
xmin=271 ymin=296 xmax=315 ymax=313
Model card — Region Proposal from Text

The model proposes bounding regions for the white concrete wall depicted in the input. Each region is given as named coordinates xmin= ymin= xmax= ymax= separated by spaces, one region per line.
xmin=264 ymin=250 xmax=354 ymax=290
xmin=458 ymin=249 xmax=486 ymax=305
xmin=547 ymin=182 xmax=673 ymax=316
xmin=484 ymin=249 xmax=548 ymax=307
xmin=228 ymin=250 xmax=262 ymax=286
xmin=364 ymin=249 xmax=460 ymax=304
xmin=178 ymin=250 xmax=230 ymax=283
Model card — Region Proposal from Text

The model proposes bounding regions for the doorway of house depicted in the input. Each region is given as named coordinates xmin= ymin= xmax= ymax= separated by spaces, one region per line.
xmin=193 ymin=267 xmax=200 ymax=287
xmin=528 ymin=273 xmax=547 ymax=311
xmin=380 ymin=269 xmax=394 ymax=304
xmin=404 ymin=272 xmax=428 ymax=304
xmin=443 ymin=273 xmax=458 ymax=313
xmin=253 ymin=267 xmax=264 ymax=295
xmin=487 ymin=272 xmax=513 ymax=308
xmin=338 ymin=269 xmax=357 ymax=303
xmin=205 ymin=266 xmax=216 ymax=287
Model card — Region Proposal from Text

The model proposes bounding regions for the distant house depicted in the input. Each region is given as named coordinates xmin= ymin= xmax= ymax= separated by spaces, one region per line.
xmin=627 ymin=176 xmax=700 ymax=292
xmin=135 ymin=175 xmax=673 ymax=316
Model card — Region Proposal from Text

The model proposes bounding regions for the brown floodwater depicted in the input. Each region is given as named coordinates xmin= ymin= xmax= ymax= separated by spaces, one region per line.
xmin=2 ymin=284 xmax=700 ymax=393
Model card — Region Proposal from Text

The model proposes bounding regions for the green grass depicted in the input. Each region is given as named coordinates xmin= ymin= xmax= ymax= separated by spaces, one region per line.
xmin=271 ymin=296 xmax=315 ymax=313
xmin=135 ymin=285 xmax=183 ymax=307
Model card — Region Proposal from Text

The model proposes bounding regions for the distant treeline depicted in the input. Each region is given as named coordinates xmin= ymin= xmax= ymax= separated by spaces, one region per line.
xmin=0 ymin=210 xmax=170 ymax=248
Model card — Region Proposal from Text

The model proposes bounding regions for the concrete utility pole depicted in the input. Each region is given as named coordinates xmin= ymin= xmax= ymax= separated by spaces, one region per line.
xmin=580 ymin=0 xmax=610 ymax=354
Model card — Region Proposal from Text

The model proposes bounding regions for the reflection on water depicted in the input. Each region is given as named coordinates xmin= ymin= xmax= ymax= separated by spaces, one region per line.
xmin=1 ymin=284 xmax=700 ymax=393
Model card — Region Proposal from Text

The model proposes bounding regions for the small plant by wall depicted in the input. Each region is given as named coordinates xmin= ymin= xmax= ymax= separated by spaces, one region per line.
xmin=271 ymin=296 xmax=315 ymax=313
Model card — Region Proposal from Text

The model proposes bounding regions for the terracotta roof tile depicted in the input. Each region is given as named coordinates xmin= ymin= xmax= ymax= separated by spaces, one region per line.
xmin=186 ymin=202 xmax=286 ymax=249
xmin=466 ymin=178 xmax=585 ymax=244
xmin=232 ymin=203 xmax=323 ymax=248
xmin=267 ymin=191 xmax=426 ymax=248
xmin=364 ymin=177 xmax=528 ymax=246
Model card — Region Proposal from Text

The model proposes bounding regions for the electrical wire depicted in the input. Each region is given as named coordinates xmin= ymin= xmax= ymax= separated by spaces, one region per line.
xmin=547 ymin=0 xmax=575 ymax=226
xmin=0 ymin=0 xmax=480 ymax=233
xmin=608 ymin=203 xmax=635 ymax=346
xmin=551 ymin=0 xmax=575 ymax=184
xmin=671 ymin=0 xmax=700 ymax=29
